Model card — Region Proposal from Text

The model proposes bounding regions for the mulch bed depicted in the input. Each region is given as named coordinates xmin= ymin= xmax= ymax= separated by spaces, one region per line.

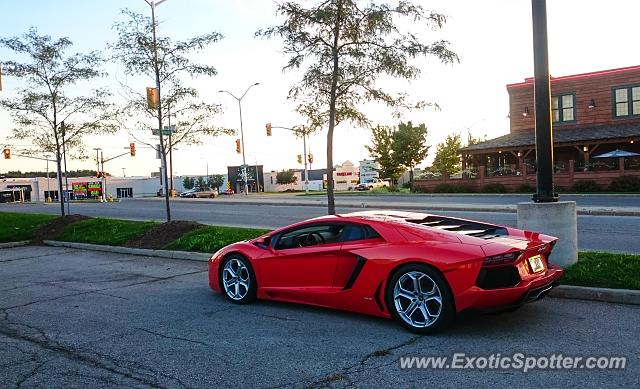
xmin=124 ymin=220 xmax=204 ymax=250
xmin=33 ymin=214 xmax=91 ymax=243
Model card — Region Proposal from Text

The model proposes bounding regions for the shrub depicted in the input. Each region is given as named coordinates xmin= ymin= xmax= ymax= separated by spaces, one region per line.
xmin=515 ymin=183 xmax=535 ymax=193
xmin=570 ymin=180 xmax=601 ymax=193
xmin=481 ymin=183 xmax=508 ymax=193
xmin=608 ymin=175 xmax=640 ymax=192
xmin=433 ymin=183 xmax=475 ymax=193
xmin=401 ymin=182 xmax=411 ymax=189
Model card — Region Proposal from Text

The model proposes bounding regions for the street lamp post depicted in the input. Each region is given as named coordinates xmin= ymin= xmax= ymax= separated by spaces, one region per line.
xmin=219 ymin=82 xmax=260 ymax=195
xmin=144 ymin=0 xmax=171 ymax=220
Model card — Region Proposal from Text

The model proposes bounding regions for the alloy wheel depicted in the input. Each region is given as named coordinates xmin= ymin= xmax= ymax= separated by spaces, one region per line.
xmin=393 ymin=271 xmax=443 ymax=328
xmin=222 ymin=258 xmax=250 ymax=300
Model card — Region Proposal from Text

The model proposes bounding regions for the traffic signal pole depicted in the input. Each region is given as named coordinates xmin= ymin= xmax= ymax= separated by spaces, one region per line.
xmin=268 ymin=125 xmax=310 ymax=193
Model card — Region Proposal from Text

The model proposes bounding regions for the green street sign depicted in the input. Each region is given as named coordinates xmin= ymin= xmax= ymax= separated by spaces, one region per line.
xmin=152 ymin=125 xmax=175 ymax=136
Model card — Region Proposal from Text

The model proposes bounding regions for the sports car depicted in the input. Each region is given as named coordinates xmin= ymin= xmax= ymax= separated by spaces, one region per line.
xmin=207 ymin=210 xmax=564 ymax=333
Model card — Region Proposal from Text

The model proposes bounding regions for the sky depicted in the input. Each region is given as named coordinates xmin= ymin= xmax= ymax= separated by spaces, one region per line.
xmin=1 ymin=0 xmax=639 ymax=178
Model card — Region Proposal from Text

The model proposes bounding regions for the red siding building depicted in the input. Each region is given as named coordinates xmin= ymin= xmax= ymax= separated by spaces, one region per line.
xmin=418 ymin=65 xmax=640 ymax=191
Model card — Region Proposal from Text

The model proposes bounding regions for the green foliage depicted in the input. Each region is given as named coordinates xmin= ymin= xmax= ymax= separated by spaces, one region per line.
xmin=365 ymin=125 xmax=404 ymax=184
xmin=207 ymin=174 xmax=225 ymax=189
xmin=431 ymin=133 xmax=462 ymax=175
xmin=56 ymin=218 xmax=158 ymax=246
xmin=467 ymin=133 xmax=487 ymax=146
xmin=433 ymin=183 xmax=475 ymax=193
xmin=515 ymin=183 xmax=536 ymax=193
xmin=111 ymin=9 xmax=231 ymax=152
xmin=0 ymin=212 xmax=56 ymax=242
xmin=276 ymin=169 xmax=298 ymax=186
xmin=608 ymin=175 xmax=640 ymax=192
xmin=165 ymin=226 xmax=270 ymax=253
xmin=0 ymin=28 xmax=117 ymax=215
xmin=562 ymin=252 xmax=640 ymax=290
xmin=195 ymin=176 xmax=206 ymax=188
xmin=481 ymin=183 xmax=508 ymax=193
xmin=258 ymin=0 xmax=458 ymax=214
xmin=570 ymin=180 xmax=601 ymax=193
xmin=392 ymin=121 xmax=429 ymax=190
xmin=182 ymin=176 xmax=195 ymax=190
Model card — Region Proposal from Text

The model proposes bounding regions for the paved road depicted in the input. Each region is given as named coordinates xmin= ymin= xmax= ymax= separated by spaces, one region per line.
xmin=1 ymin=246 xmax=637 ymax=388
xmin=2 ymin=200 xmax=639 ymax=253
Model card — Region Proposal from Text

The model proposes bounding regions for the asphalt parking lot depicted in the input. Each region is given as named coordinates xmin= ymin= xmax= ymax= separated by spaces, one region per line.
xmin=1 ymin=246 xmax=638 ymax=388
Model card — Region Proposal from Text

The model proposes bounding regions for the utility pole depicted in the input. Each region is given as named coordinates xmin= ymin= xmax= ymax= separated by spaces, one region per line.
xmin=144 ymin=0 xmax=171 ymax=221
xmin=531 ymin=0 xmax=557 ymax=203
xmin=219 ymin=82 xmax=260 ymax=195
xmin=61 ymin=121 xmax=70 ymax=215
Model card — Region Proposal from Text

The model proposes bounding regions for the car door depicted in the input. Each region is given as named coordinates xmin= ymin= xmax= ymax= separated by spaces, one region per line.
xmin=257 ymin=223 xmax=346 ymax=297
xmin=333 ymin=223 xmax=385 ymax=289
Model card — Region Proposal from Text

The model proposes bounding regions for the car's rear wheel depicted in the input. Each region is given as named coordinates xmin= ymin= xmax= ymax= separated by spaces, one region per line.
xmin=220 ymin=255 xmax=257 ymax=304
xmin=386 ymin=264 xmax=454 ymax=334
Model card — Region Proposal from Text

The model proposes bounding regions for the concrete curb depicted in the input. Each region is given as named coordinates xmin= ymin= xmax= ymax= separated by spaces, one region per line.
xmin=0 ymin=241 xmax=31 ymax=249
xmin=42 ymin=240 xmax=210 ymax=262
xmin=550 ymin=285 xmax=640 ymax=305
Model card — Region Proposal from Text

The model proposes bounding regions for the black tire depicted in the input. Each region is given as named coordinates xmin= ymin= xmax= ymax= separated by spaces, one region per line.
xmin=219 ymin=255 xmax=257 ymax=304
xmin=385 ymin=264 xmax=455 ymax=334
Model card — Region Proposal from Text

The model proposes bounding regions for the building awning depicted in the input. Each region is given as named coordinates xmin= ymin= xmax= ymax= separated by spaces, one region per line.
xmin=461 ymin=123 xmax=640 ymax=153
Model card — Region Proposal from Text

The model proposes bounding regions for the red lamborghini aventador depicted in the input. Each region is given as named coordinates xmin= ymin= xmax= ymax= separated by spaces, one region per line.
xmin=208 ymin=211 xmax=564 ymax=333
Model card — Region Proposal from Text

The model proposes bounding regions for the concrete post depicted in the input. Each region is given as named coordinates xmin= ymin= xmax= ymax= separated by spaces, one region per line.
xmin=517 ymin=201 xmax=577 ymax=267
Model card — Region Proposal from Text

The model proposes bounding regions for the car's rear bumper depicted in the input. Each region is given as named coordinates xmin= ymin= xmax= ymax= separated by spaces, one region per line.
xmin=454 ymin=265 xmax=564 ymax=311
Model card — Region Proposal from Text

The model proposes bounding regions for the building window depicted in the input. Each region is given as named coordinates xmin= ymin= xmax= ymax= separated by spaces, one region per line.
xmin=551 ymin=94 xmax=575 ymax=123
xmin=613 ymin=85 xmax=640 ymax=117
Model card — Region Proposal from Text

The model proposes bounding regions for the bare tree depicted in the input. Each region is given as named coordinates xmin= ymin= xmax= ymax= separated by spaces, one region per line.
xmin=0 ymin=28 xmax=117 ymax=216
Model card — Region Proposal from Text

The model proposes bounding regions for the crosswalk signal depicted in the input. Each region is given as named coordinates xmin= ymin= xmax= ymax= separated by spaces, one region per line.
xmin=129 ymin=143 xmax=136 ymax=157
xmin=308 ymin=153 xmax=313 ymax=164
xmin=235 ymin=139 xmax=241 ymax=154
xmin=297 ymin=154 xmax=302 ymax=164
xmin=3 ymin=148 xmax=10 ymax=159
xmin=146 ymin=87 xmax=159 ymax=110
xmin=266 ymin=123 xmax=272 ymax=136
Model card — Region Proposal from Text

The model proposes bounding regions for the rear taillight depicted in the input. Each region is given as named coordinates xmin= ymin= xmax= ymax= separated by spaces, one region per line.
xmin=482 ymin=251 xmax=522 ymax=267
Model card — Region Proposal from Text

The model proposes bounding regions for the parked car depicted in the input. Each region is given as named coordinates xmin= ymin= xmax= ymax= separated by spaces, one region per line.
xmin=207 ymin=210 xmax=563 ymax=334
xmin=355 ymin=178 xmax=390 ymax=191
xmin=179 ymin=187 xmax=218 ymax=198
xmin=219 ymin=189 xmax=235 ymax=196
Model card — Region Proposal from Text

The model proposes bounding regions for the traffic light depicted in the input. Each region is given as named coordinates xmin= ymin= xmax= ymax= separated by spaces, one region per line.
xmin=3 ymin=148 xmax=10 ymax=159
xmin=297 ymin=154 xmax=302 ymax=164
xmin=266 ymin=123 xmax=272 ymax=136
xmin=146 ymin=87 xmax=159 ymax=110
xmin=129 ymin=142 xmax=136 ymax=157
xmin=96 ymin=171 xmax=103 ymax=178
xmin=308 ymin=153 xmax=313 ymax=164
xmin=235 ymin=139 xmax=241 ymax=154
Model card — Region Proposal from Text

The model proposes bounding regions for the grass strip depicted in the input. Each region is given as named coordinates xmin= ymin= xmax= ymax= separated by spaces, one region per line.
xmin=0 ymin=212 xmax=57 ymax=243
xmin=55 ymin=218 xmax=158 ymax=246
xmin=165 ymin=225 xmax=270 ymax=253
xmin=561 ymin=251 xmax=640 ymax=290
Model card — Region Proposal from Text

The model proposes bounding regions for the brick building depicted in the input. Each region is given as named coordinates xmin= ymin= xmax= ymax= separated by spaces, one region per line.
xmin=417 ymin=65 xmax=640 ymax=191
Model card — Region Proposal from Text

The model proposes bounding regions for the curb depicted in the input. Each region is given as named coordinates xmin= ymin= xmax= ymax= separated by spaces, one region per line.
xmin=42 ymin=240 xmax=210 ymax=262
xmin=0 ymin=241 xmax=31 ymax=249
xmin=550 ymin=285 xmax=640 ymax=305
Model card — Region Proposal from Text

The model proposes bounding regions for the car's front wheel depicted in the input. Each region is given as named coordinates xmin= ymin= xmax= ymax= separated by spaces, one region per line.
xmin=220 ymin=255 xmax=257 ymax=304
xmin=386 ymin=264 xmax=454 ymax=334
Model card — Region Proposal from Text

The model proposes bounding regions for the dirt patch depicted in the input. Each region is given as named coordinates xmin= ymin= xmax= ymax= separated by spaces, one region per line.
xmin=124 ymin=220 xmax=204 ymax=249
xmin=33 ymin=214 xmax=91 ymax=242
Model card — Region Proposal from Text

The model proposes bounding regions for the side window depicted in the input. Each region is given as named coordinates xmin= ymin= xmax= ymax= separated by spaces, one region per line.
xmin=340 ymin=224 xmax=382 ymax=243
xmin=275 ymin=224 xmax=345 ymax=250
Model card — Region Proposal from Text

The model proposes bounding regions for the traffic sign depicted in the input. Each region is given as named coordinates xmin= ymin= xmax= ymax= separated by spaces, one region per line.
xmin=152 ymin=125 xmax=176 ymax=136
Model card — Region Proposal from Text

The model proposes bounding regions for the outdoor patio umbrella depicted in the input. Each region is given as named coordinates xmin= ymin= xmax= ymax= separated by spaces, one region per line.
xmin=592 ymin=149 xmax=640 ymax=158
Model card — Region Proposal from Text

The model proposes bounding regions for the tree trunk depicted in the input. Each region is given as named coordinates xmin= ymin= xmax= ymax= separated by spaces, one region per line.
xmin=326 ymin=0 xmax=343 ymax=216
xmin=56 ymin=151 xmax=65 ymax=217
xmin=409 ymin=167 xmax=414 ymax=193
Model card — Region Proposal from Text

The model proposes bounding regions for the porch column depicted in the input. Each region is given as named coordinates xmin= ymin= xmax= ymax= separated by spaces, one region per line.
xmin=519 ymin=155 xmax=526 ymax=178
xmin=619 ymin=157 xmax=625 ymax=173
xmin=568 ymin=160 xmax=574 ymax=181
xmin=478 ymin=165 xmax=485 ymax=186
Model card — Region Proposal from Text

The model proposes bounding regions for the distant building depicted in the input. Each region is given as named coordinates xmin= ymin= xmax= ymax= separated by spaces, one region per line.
xmin=263 ymin=169 xmax=326 ymax=192
xmin=324 ymin=161 xmax=359 ymax=191
xmin=227 ymin=165 xmax=264 ymax=193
